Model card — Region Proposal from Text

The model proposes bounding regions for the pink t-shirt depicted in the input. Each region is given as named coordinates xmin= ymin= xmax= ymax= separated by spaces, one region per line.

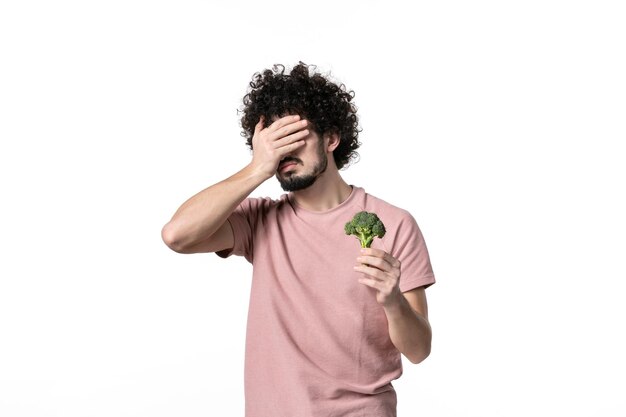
xmin=217 ymin=186 xmax=435 ymax=417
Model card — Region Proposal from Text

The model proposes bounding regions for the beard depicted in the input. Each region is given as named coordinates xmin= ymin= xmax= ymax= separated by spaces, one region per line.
xmin=276 ymin=141 xmax=328 ymax=192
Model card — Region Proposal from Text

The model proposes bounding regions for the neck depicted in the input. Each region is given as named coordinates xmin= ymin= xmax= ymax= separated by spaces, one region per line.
xmin=290 ymin=165 xmax=352 ymax=212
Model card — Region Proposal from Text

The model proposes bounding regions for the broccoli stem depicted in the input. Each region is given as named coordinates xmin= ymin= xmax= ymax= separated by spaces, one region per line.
xmin=358 ymin=232 xmax=374 ymax=248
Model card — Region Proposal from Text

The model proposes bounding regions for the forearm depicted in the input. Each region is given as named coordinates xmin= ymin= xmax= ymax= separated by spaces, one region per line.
xmin=162 ymin=163 xmax=266 ymax=249
xmin=383 ymin=295 xmax=432 ymax=364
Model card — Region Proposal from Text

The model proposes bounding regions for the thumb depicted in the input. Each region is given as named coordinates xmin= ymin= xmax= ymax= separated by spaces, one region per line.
xmin=255 ymin=116 xmax=264 ymax=133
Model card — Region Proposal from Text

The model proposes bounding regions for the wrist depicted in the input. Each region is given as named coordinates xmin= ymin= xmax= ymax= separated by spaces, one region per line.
xmin=244 ymin=162 xmax=274 ymax=184
xmin=382 ymin=291 xmax=407 ymax=316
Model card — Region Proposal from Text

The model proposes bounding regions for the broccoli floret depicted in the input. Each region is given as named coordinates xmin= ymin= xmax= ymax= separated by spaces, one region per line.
xmin=344 ymin=211 xmax=386 ymax=248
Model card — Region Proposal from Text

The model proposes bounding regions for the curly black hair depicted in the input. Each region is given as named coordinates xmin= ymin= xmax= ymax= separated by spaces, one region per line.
xmin=239 ymin=62 xmax=361 ymax=170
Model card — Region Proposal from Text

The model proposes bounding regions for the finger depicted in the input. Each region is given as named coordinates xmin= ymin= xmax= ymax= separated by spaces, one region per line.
xmin=353 ymin=264 xmax=387 ymax=281
xmin=385 ymin=253 xmax=401 ymax=269
xmin=356 ymin=255 xmax=391 ymax=272
xmin=267 ymin=114 xmax=301 ymax=131
xmin=361 ymin=248 xmax=400 ymax=269
xmin=255 ymin=116 xmax=264 ymax=134
xmin=269 ymin=119 xmax=309 ymax=142
xmin=360 ymin=247 xmax=385 ymax=258
xmin=274 ymin=128 xmax=309 ymax=149
xmin=358 ymin=277 xmax=382 ymax=291
xmin=278 ymin=138 xmax=306 ymax=154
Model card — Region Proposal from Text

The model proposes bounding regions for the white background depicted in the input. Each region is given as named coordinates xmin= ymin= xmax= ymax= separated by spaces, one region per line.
xmin=1 ymin=1 xmax=625 ymax=416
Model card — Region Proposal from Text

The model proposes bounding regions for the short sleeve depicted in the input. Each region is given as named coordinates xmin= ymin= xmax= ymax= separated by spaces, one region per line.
xmin=388 ymin=211 xmax=436 ymax=293
xmin=215 ymin=198 xmax=263 ymax=263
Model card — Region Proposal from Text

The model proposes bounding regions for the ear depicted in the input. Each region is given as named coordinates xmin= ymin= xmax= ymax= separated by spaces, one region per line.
xmin=325 ymin=132 xmax=341 ymax=153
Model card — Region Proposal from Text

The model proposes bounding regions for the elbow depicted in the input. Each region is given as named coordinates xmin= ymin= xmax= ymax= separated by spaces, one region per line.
xmin=408 ymin=344 xmax=431 ymax=365
xmin=408 ymin=330 xmax=432 ymax=364
xmin=161 ymin=222 xmax=186 ymax=253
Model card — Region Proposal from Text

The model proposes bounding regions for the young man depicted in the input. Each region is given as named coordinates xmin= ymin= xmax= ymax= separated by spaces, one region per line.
xmin=161 ymin=63 xmax=436 ymax=416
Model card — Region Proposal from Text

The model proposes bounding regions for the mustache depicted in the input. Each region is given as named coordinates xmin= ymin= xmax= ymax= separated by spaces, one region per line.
xmin=279 ymin=157 xmax=302 ymax=165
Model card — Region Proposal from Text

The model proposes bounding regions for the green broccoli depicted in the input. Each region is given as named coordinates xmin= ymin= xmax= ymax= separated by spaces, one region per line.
xmin=344 ymin=211 xmax=386 ymax=248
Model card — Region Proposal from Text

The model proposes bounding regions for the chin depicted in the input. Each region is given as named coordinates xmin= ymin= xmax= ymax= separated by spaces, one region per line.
xmin=277 ymin=173 xmax=318 ymax=192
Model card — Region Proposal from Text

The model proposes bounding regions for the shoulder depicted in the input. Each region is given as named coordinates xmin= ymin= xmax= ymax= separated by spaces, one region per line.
xmin=352 ymin=187 xmax=423 ymax=245
xmin=238 ymin=193 xmax=292 ymax=215
xmin=355 ymin=187 xmax=415 ymax=224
